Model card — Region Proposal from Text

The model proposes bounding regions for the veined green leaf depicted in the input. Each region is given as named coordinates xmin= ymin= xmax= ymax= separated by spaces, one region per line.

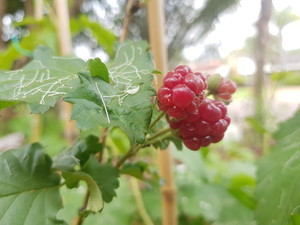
xmin=255 ymin=110 xmax=300 ymax=225
xmin=53 ymin=135 xmax=102 ymax=171
xmin=83 ymin=158 xmax=120 ymax=203
xmin=0 ymin=143 xmax=66 ymax=225
xmin=62 ymin=171 xmax=103 ymax=214
xmin=0 ymin=46 xmax=85 ymax=113
xmin=87 ymin=58 xmax=110 ymax=83
xmin=65 ymin=41 xmax=155 ymax=144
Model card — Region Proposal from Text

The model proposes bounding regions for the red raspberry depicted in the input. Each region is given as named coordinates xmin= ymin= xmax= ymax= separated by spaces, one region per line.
xmin=156 ymin=66 xmax=234 ymax=151
xmin=167 ymin=106 xmax=187 ymax=120
xmin=174 ymin=65 xmax=192 ymax=76
xmin=158 ymin=101 xmax=169 ymax=112
xmin=157 ymin=87 xmax=173 ymax=107
xmin=183 ymin=137 xmax=201 ymax=151
xmin=211 ymin=135 xmax=224 ymax=143
xmin=194 ymin=72 xmax=208 ymax=89
xmin=211 ymin=119 xmax=228 ymax=137
xmin=164 ymin=72 xmax=184 ymax=89
xmin=166 ymin=115 xmax=182 ymax=129
xmin=172 ymin=84 xmax=195 ymax=108
xmin=179 ymin=123 xmax=197 ymax=139
xmin=214 ymin=100 xmax=227 ymax=118
xmin=198 ymin=99 xmax=221 ymax=123
xmin=217 ymin=93 xmax=232 ymax=101
xmin=224 ymin=115 xmax=231 ymax=125
xmin=184 ymin=73 xmax=206 ymax=95
xmin=196 ymin=120 xmax=211 ymax=136
xmin=199 ymin=136 xmax=212 ymax=147
xmin=216 ymin=79 xmax=237 ymax=101
xmin=218 ymin=80 xmax=237 ymax=94
xmin=184 ymin=109 xmax=200 ymax=123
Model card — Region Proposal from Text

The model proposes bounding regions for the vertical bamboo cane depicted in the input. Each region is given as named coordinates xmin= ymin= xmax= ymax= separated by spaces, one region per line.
xmin=31 ymin=0 xmax=43 ymax=143
xmin=54 ymin=0 xmax=77 ymax=146
xmin=147 ymin=1 xmax=177 ymax=225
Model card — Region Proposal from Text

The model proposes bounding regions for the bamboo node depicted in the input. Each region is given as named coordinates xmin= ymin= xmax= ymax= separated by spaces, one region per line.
xmin=160 ymin=186 xmax=176 ymax=201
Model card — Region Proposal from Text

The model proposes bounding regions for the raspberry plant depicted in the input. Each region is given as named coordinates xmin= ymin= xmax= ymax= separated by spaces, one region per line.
xmin=0 ymin=41 xmax=236 ymax=224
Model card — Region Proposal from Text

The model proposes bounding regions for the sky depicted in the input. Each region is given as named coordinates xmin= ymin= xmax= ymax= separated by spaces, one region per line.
xmin=183 ymin=0 xmax=300 ymax=61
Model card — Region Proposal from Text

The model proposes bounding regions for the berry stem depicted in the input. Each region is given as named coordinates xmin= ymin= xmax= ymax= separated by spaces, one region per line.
xmin=143 ymin=132 xmax=173 ymax=147
xmin=147 ymin=127 xmax=171 ymax=142
xmin=116 ymin=127 xmax=172 ymax=168
xmin=149 ymin=111 xmax=166 ymax=129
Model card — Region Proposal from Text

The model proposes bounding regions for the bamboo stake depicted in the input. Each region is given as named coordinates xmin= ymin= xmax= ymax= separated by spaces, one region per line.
xmin=30 ymin=0 xmax=43 ymax=143
xmin=147 ymin=1 xmax=177 ymax=225
xmin=53 ymin=0 xmax=77 ymax=146
xmin=34 ymin=0 xmax=43 ymax=19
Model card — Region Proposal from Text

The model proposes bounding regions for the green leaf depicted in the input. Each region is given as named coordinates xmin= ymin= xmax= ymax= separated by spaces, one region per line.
xmin=0 ymin=46 xmax=85 ymax=113
xmin=70 ymin=15 xmax=116 ymax=56
xmin=273 ymin=109 xmax=300 ymax=150
xmin=87 ymin=58 xmax=110 ymax=83
xmin=65 ymin=41 xmax=155 ymax=144
xmin=62 ymin=171 xmax=103 ymax=214
xmin=246 ymin=117 xmax=268 ymax=134
xmin=0 ymin=143 xmax=66 ymax=225
xmin=152 ymin=70 xmax=163 ymax=75
xmin=83 ymin=158 xmax=120 ymax=203
xmin=53 ymin=135 xmax=102 ymax=171
xmin=255 ymin=110 xmax=300 ymax=225
xmin=120 ymin=162 xmax=148 ymax=180
xmin=0 ymin=100 xmax=18 ymax=110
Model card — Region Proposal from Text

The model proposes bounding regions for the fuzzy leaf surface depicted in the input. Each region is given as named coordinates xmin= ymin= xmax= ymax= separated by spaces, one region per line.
xmin=0 ymin=143 xmax=66 ymax=225
xmin=0 ymin=46 xmax=85 ymax=113
xmin=83 ymin=158 xmax=120 ymax=203
xmin=62 ymin=171 xmax=103 ymax=213
xmin=65 ymin=41 xmax=155 ymax=144
xmin=52 ymin=135 xmax=102 ymax=171
xmin=255 ymin=110 xmax=300 ymax=225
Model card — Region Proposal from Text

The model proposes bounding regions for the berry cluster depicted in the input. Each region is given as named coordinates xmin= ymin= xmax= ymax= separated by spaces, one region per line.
xmin=157 ymin=65 xmax=233 ymax=151
xmin=217 ymin=79 xmax=237 ymax=101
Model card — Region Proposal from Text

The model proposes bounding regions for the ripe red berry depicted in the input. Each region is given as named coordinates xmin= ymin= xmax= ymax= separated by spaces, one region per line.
xmin=183 ymin=137 xmax=201 ymax=150
xmin=172 ymin=84 xmax=195 ymax=108
xmin=198 ymin=99 xmax=222 ymax=123
xmin=194 ymin=72 xmax=208 ymax=89
xmin=157 ymin=87 xmax=173 ymax=106
xmin=164 ymin=72 xmax=184 ymax=89
xmin=167 ymin=105 xmax=187 ymax=120
xmin=166 ymin=115 xmax=182 ymax=129
xmin=184 ymin=109 xmax=200 ymax=123
xmin=218 ymin=80 xmax=237 ymax=94
xmin=214 ymin=100 xmax=227 ymax=118
xmin=199 ymin=136 xmax=212 ymax=147
xmin=179 ymin=123 xmax=197 ymax=139
xmin=196 ymin=120 xmax=211 ymax=136
xmin=174 ymin=65 xmax=192 ymax=76
xmin=211 ymin=135 xmax=224 ymax=143
xmin=184 ymin=73 xmax=206 ymax=95
xmin=211 ymin=119 xmax=228 ymax=137
xmin=157 ymin=65 xmax=235 ymax=151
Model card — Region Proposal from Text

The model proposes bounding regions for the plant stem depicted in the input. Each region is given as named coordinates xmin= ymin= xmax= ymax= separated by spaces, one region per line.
xmin=143 ymin=132 xmax=172 ymax=147
xmin=147 ymin=127 xmax=171 ymax=142
xmin=116 ymin=127 xmax=172 ymax=168
xmin=119 ymin=0 xmax=136 ymax=42
xmin=98 ymin=127 xmax=109 ymax=162
xmin=74 ymin=191 xmax=90 ymax=225
xmin=149 ymin=111 xmax=165 ymax=129
xmin=129 ymin=177 xmax=154 ymax=225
